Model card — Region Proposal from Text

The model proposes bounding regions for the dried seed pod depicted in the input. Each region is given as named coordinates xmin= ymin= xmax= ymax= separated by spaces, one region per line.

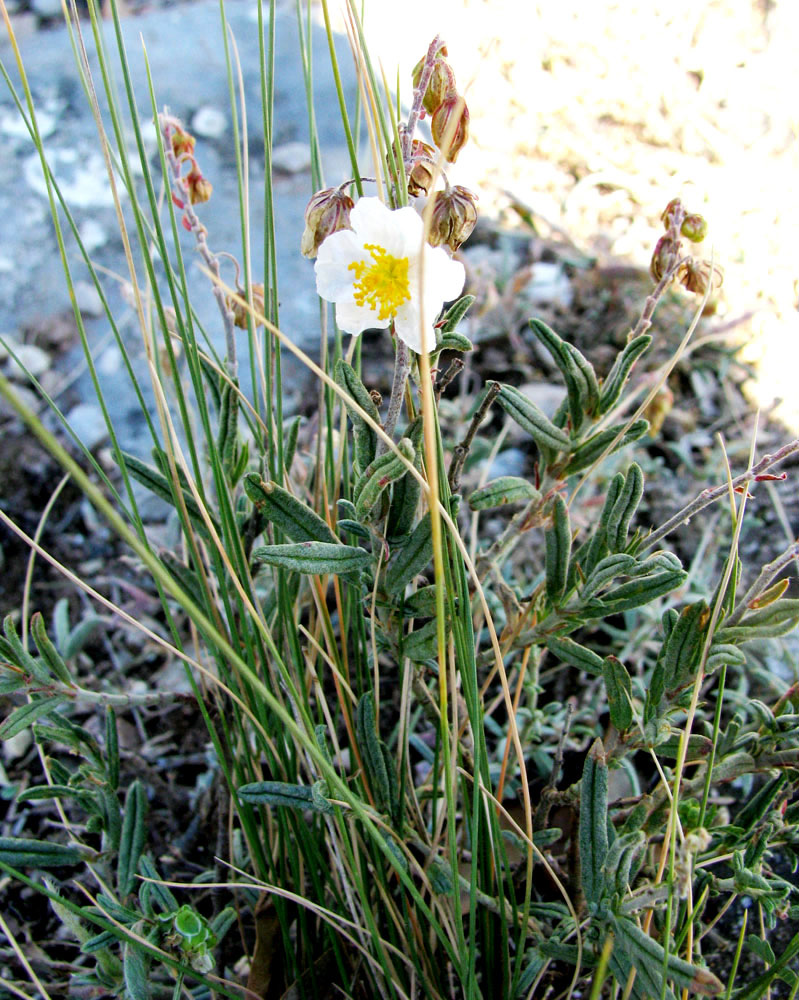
xmin=649 ymin=234 xmax=680 ymax=282
xmin=300 ymin=186 xmax=355 ymax=258
xmin=431 ymin=93 xmax=470 ymax=163
xmin=677 ymin=258 xmax=723 ymax=296
xmin=226 ymin=283 xmax=266 ymax=329
xmin=411 ymin=47 xmax=455 ymax=115
xmin=427 ymin=185 xmax=478 ymax=252
xmin=185 ymin=168 xmax=212 ymax=205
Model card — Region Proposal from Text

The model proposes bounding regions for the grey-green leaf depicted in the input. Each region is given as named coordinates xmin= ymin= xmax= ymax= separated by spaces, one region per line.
xmin=252 ymin=541 xmax=371 ymax=577
xmin=243 ymin=476 xmax=337 ymax=544
xmin=468 ymin=476 xmax=541 ymax=510
xmin=579 ymin=738 xmax=609 ymax=905
xmin=117 ymin=780 xmax=148 ymax=897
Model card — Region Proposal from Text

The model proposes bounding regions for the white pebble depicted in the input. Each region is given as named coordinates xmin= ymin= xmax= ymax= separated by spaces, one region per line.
xmin=191 ymin=106 xmax=227 ymax=140
xmin=74 ymin=280 xmax=104 ymax=317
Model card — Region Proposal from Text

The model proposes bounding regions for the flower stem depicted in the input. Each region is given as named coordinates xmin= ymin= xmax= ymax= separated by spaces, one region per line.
xmin=402 ymin=35 xmax=443 ymax=161
xmin=378 ymin=334 xmax=411 ymax=454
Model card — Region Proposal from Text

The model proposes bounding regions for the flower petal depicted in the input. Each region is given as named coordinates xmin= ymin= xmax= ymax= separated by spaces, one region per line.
xmin=393 ymin=300 xmax=424 ymax=354
xmin=335 ymin=299 xmax=389 ymax=336
xmin=314 ymin=230 xmax=364 ymax=301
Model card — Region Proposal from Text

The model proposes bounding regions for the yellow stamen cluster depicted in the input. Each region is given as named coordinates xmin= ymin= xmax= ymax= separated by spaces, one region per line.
xmin=349 ymin=243 xmax=411 ymax=322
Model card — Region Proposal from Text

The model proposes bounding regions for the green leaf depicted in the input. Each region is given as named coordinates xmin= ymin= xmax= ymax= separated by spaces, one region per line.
xmin=117 ymin=780 xmax=148 ymax=897
xmin=238 ymin=780 xmax=333 ymax=814
xmin=661 ymin=601 xmax=708 ymax=689
xmin=599 ymin=334 xmax=653 ymax=413
xmin=579 ymin=738 xmax=609 ymax=905
xmin=715 ymin=599 xmax=799 ymax=643
xmin=386 ymin=417 xmax=424 ymax=540
xmin=138 ymin=854 xmax=178 ymax=913
xmin=563 ymin=419 xmax=650 ymax=475
xmin=603 ymin=655 xmax=633 ymax=731
xmin=612 ymin=914 xmax=723 ymax=997
xmin=528 ymin=318 xmax=588 ymax=431
xmin=0 ymin=836 xmax=85 ymax=868
xmin=385 ymin=513 xmax=433 ymax=596
xmin=606 ymin=462 xmax=644 ymax=552
xmin=602 ymin=830 xmax=645 ymax=895
xmin=252 ymin=541 xmax=371 ymax=577
xmin=2 ymin=616 xmax=51 ymax=685
xmin=495 ymin=383 xmax=572 ymax=453
xmin=121 ymin=452 xmax=219 ymax=538
xmin=545 ymin=635 xmax=605 ymax=675
xmin=439 ymin=293 xmax=475 ymax=333
xmin=0 ymin=696 xmax=67 ymax=740
xmin=545 ymin=494 xmax=571 ymax=605
xmin=334 ymin=359 xmax=380 ymax=472
xmin=30 ymin=612 xmax=72 ymax=684
xmin=468 ymin=476 xmax=541 ymax=510
xmin=356 ymin=692 xmax=398 ymax=821
xmin=402 ymin=618 xmax=442 ymax=663
xmin=354 ymin=439 xmax=415 ymax=522
xmin=242 ymin=476 xmax=337 ymax=544
xmin=123 ymin=939 xmax=151 ymax=1000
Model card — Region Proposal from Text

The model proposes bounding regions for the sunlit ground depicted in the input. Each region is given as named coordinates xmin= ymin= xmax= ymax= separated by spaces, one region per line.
xmin=327 ymin=0 xmax=799 ymax=431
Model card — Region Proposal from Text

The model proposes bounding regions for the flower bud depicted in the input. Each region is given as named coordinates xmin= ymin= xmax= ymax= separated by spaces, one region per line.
xmin=680 ymin=213 xmax=708 ymax=243
xmin=399 ymin=139 xmax=436 ymax=197
xmin=660 ymin=198 xmax=684 ymax=229
xmin=649 ymin=234 xmax=679 ymax=282
xmin=413 ymin=56 xmax=457 ymax=116
xmin=431 ymin=93 xmax=470 ymax=163
xmin=186 ymin=168 xmax=212 ymax=205
xmin=170 ymin=125 xmax=196 ymax=159
xmin=226 ymin=283 xmax=266 ymax=329
xmin=677 ymin=258 xmax=723 ymax=296
xmin=427 ymin=185 xmax=478 ymax=252
xmin=300 ymin=186 xmax=354 ymax=258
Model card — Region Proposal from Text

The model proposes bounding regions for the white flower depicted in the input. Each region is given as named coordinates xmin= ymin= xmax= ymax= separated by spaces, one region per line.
xmin=314 ymin=197 xmax=465 ymax=354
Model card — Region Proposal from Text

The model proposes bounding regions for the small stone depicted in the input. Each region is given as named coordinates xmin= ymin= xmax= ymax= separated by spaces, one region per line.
xmin=486 ymin=448 xmax=527 ymax=480
xmin=520 ymin=262 xmax=573 ymax=309
xmin=271 ymin=141 xmax=312 ymax=174
xmin=517 ymin=382 xmax=566 ymax=419
xmin=74 ymin=280 xmax=104 ymax=317
xmin=79 ymin=218 xmax=108 ymax=253
xmin=7 ymin=343 xmax=50 ymax=379
xmin=1 ymin=107 xmax=56 ymax=139
xmin=2 ymin=728 xmax=32 ymax=762
xmin=29 ymin=0 xmax=64 ymax=19
xmin=98 ymin=345 xmax=122 ymax=376
xmin=66 ymin=403 xmax=108 ymax=451
xmin=191 ymin=106 xmax=227 ymax=140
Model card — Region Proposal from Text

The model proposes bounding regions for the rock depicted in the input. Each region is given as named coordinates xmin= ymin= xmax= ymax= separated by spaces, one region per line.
xmin=6 ymin=342 xmax=50 ymax=379
xmin=191 ymin=105 xmax=227 ymax=140
xmin=30 ymin=0 xmax=65 ymax=18
xmin=486 ymin=447 xmax=527 ymax=480
xmin=272 ymin=140 xmax=312 ymax=174
xmin=79 ymin=218 xmax=108 ymax=253
xmin=65 ymin=402 xmax=108 ymax=451
xmin=74 ymin=280 xmax=104 ymax=317
xmin=0 ymin=106 xmax=56 ymax=139
xmin=23 ymin=149 xmax=122 ymax=208
xmin=517 ymin=381 xmax=566 ymax=419
xmin=519 ymin=261 xmax=573 ymax=309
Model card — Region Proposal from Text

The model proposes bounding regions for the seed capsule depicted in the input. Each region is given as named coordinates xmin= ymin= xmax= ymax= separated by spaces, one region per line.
xmin=680 ymin=213 xmax=708 ymax=243
xmin=411 ymin=47 xmax=455 ymax=115
xmin=300 ymin=186 xmax=355 ymax=259
xmin=431 ymin=94 xmax=470 ymax=163
xmin=427 ymin=185 xmax=478 ymax=252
